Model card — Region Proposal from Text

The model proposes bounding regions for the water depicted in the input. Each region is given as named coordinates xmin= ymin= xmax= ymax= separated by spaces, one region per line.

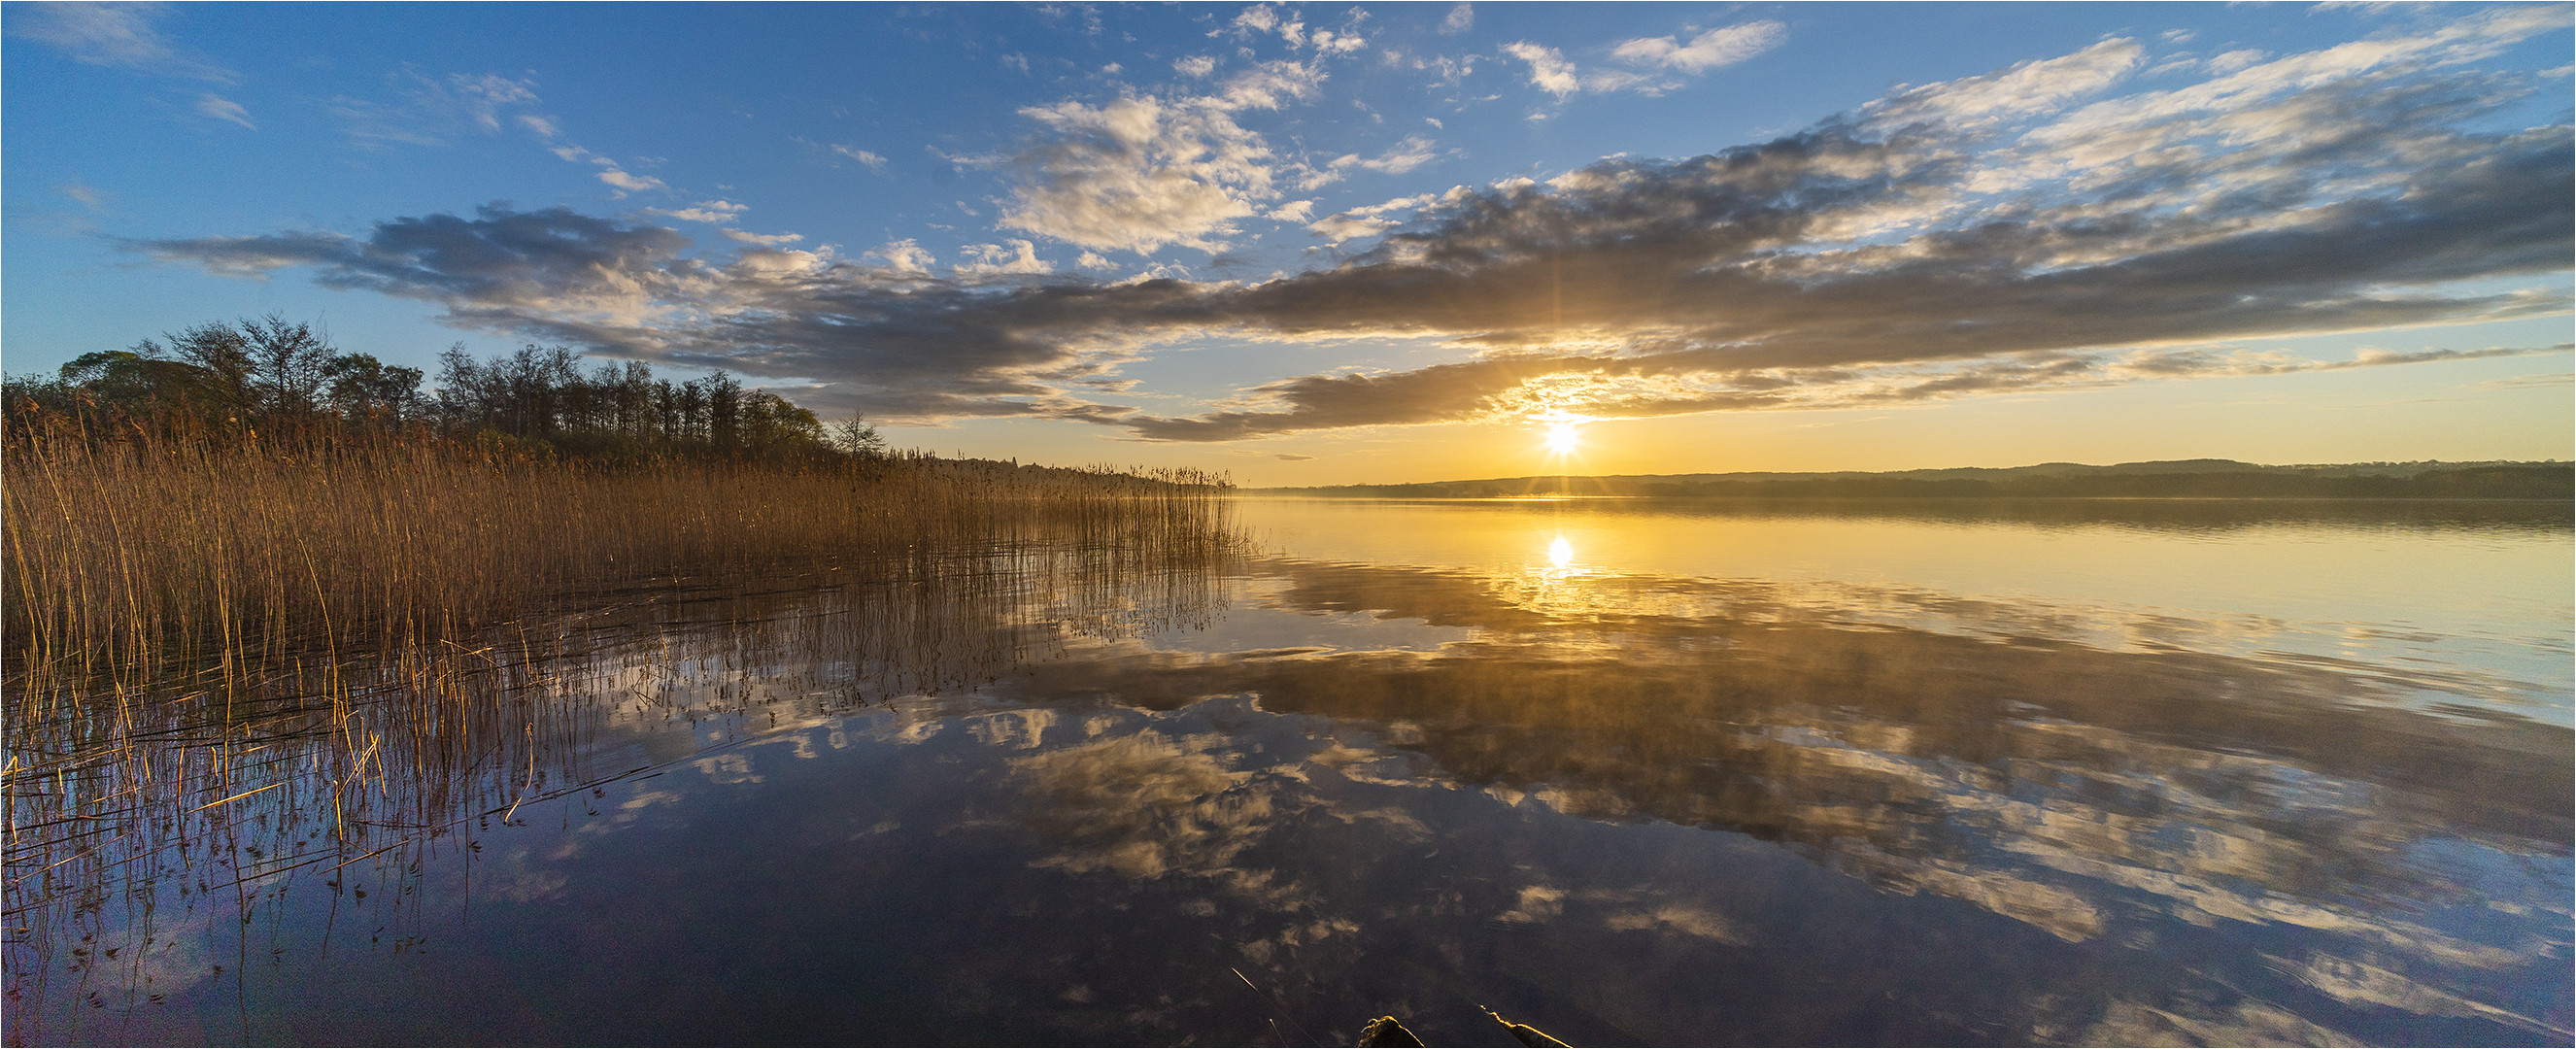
xmin=10 ymin=497 xmax=2570 ymax=1045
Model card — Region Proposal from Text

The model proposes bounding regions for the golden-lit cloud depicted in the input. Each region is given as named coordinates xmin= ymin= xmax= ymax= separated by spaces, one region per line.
xmin=135 ymin=8 xmax=2572 ymax=435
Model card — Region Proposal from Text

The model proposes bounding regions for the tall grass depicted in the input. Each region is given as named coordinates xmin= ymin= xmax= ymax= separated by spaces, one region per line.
xmin=5 ymin=425 xmax=1230 ymax=697
xmin=2 ymin=422 xmax=1240 ymax=1001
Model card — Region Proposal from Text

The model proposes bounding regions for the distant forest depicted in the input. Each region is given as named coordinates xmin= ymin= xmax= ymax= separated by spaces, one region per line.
xmin=1264 ymin=459 xmax=2575 ymax=501
xmin=3 ymin=314 xmax=879 ymax=461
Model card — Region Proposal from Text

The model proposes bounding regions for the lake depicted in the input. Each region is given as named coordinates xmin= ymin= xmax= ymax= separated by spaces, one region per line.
xmin=9 ymin=496 xmax=2570 ymax=1045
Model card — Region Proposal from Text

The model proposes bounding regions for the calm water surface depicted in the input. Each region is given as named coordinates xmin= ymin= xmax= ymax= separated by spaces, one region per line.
xmin=11 ymin=498 xmax=2571 ymax=1045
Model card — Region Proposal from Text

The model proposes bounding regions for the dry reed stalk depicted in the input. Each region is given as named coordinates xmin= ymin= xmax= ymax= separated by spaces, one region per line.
xmin=3 ymin=426 xmax=1237 ymax=972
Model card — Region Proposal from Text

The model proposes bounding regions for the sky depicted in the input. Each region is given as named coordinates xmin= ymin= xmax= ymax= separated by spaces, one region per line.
xmin=5 ymin=2 xmax=2571 ymax=484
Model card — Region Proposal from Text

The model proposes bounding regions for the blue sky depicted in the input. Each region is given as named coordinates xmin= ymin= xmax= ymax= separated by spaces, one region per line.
xmin=6 ymin=2 xmax=2570 ymax=482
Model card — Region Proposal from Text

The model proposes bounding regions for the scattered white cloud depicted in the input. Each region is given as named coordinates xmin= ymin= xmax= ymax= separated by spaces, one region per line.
xmin=1308 ymin=27 xmax=1368 ymax=57
xmin=1264 ymin=200 xmax=1315 ymax=222
xmin=956 ymin=239 xmax=1054 ymax=275
xmin=723 ymin=229 xmax=806 ymax=247
xmin=1331 ymin=135 xmax=1440 ymax=176
xmin=831 ymin=144 xmax=889 ymax=171
xmin=193 ymin=93 xmax=255 ymax=129
xmin=1174 ymin=54 xmax=1218 ymax=78
xmin=1077 ymin=251 xmax=1118 ymax=269
xmin=597 ymin=168 xmax=669 ymax=196
xmin=1503 ymin=42 xmax=1580 ymax=98
xmin=1227 ymin=4 xmax=1304 ymax=49
xmin=1510 ymin=23 xmax=1783 ymax=101
xmin=516 ymin=114 xmax=560 ymax=138
xmin=997 ymin=93 xmax=1283 ymax=254
xmin=648 ymin=199 xmax=750 ymax=224
xmin=867 ymin=238 xmax=936 ymax=273
xmin=1611 ymin=20 xmax=1786 ymax=73
xmin=1440 ymin=3 xmax=1474 ymax=35
xmin=1214 ymin=59 xmax=1327 ymax=111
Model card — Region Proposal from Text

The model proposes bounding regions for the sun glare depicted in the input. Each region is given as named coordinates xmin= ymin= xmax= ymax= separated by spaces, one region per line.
xmin=1544 ymin=422 xmax=1582 ymax=456
xmin=1548 ymin=535 xmax=1575 ymax=567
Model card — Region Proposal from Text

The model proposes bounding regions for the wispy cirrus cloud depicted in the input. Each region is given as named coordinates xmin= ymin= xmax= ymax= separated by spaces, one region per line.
xmin=133 ymin=8 xmax=2573 ymax=439
xmin=12 ymin=1 xmax=235 ymax=82
xmin=193 ymin=93 xmax=255 ymax=129
xmin=331 ymin=69 xmax=541 ymax=148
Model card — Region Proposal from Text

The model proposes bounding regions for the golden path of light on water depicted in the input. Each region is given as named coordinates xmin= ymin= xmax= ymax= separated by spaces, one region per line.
xmin=1549 ymin=534 xmax=1575 ymax=567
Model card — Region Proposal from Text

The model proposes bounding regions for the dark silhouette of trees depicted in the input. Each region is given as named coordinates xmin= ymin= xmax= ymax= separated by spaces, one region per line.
xmin=6 ymin=316 xmax=869 ymax=465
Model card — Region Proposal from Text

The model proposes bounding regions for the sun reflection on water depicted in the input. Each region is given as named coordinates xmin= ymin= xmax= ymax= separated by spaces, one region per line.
xmin=1548 ymin=535 xmax=1575 ymax=567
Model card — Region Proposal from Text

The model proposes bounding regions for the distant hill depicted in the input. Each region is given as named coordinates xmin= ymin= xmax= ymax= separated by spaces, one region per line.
xmin=1253 ymin=460 xmax=2575 ymax=500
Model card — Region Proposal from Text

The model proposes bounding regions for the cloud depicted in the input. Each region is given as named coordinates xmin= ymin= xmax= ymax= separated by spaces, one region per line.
xmin=1611 ymin=20 xmax=1786 ymax=73
xmin=12 ymin=2 xmax=235 ymax=82
xmin=549 ymin=141 xmax=673 ymax=201
xmin=986 ymin=14 xmax=1374 ymax=255
xmin=831 ymin=144 xmax=889 ymax=171
xmin=1308 ymin=192 xmax=1436 ymax=244
xmin=56 ymin=183 xmax=107 ymax=209
xmin=994 ymin=93 xmax=1285 ymax=254
xmin=1440 ymin=4 xmax=1474 ymax=35
xmin=134 ymin=12 xmax=2574 ymax=439
xmin=956 ymin=239 xmax=1055 ymax=276
xmin=649 ymin=199 xmax=750 ymax=224
xmin=193 ymin=93 xmax=254 ymax=129
xmin=1274 ymin=453 xmax=1316 ymax=460
xmin=128 ymin=204 xmax=1149 ymax=422
xmin=1226 ymin=4 xmax=1302 ymax=49
xmin=1308 ymin=27 xmax=1368 ymax=58
xmin=596 ymin=168 xmax=669 ymax=195
xmin=1502 ymin=42 xmax=1580 ymax=98
xmin=1868 ymin=39 xmax=2144 ymax=126
xmin=1329 ymin=135 xmax=1440 ymax=176
xmin=867 ymin=238 xmax=935 ymax=273
xmin=1504 ymin=41 xmax=1680 ymax=98
xmin=1509 ymin=23 xmax=1784 ymax=101
xmin=333 ymin=69 xmax=542 ymax=148
xmin=723 ymin=229 xmax=805 ymax=247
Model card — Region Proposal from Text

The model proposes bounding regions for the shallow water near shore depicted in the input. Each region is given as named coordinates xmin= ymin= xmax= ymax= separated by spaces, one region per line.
xmin=10 ymin=497 xmax=2571 ymax=1045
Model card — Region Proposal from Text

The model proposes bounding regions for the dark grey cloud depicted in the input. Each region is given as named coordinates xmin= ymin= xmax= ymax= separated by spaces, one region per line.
xmin=136 ymin=9 xmax=2572 ymax=436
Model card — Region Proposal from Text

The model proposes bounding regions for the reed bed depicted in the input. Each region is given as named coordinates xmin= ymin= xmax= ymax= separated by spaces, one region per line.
xmin=2 ymin=424 xmax=1240 ymax=1021
xmin=6 ymin=428 xmax=1229 ymax=695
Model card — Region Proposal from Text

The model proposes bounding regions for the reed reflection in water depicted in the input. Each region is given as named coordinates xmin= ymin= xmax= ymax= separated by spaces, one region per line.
xmin=8 ymin=497 xmax=2569 ymax=1046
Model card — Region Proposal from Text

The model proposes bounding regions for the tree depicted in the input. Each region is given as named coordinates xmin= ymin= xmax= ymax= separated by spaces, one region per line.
xmin=148 ymin=321 xmax=258 ymax=417
xmin=241 ymin=314 xmax=336 ymax=418
xmin=322 ymin=353 xmax=426 ymax=423
xmin=830 ymin=414 xmax=886 ymax=457
xmin=705 ymin=370 xmax=743 ymax=451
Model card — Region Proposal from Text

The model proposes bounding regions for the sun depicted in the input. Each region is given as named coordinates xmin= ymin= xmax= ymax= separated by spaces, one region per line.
xmin=1544 ymin=422 xmax=1582 ymax=455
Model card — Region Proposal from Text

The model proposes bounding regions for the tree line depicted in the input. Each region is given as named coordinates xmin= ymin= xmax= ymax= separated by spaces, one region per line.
xmin=3 ymin=315 xmax=884 ymax=460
